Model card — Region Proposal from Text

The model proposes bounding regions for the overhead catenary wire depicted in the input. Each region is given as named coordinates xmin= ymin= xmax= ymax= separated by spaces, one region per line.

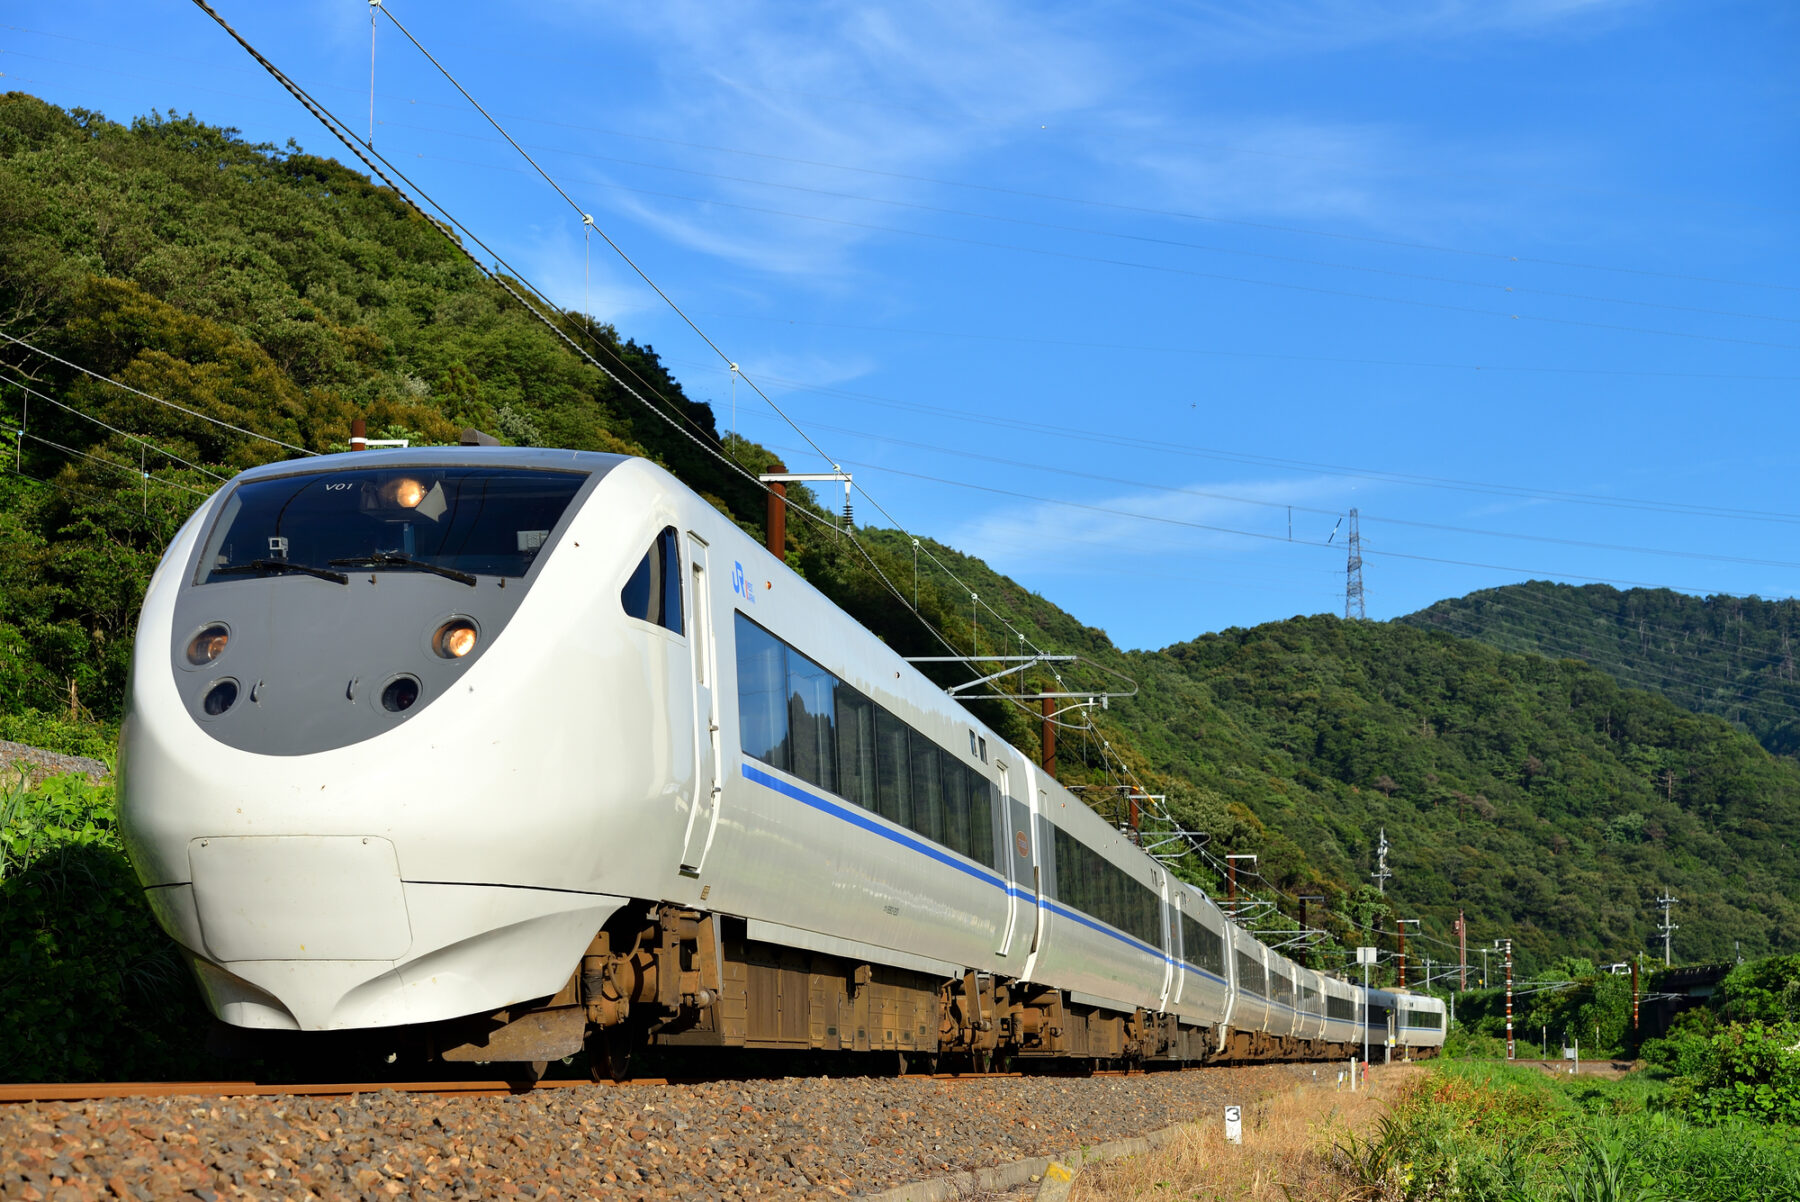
xmin=14 ymin=35 xmax=1800 ymax=366
xmin=366 ymin=121 xmax=1800 ymax=330
xmin=0 ymin=371 xmax=229 ymax=483
xmin=693 ymin=311 xmax=1800 ymax=384
xmin=402 ymin=150 xmax=1800 ymax=354
xmin=757 ymin=448 xmax=1745 ymax=595
xmin=185 ymin=0 xmax=1084 ymax=721
xmin=367 ymin=2 xmax=1082 ymax=687
xmin=0 ymin=332 xmax=316 ymax=457
xmin=734 ymin=411 xmax=1800 ymax=573
xmin=12 ymin=18 xmax=1800 ymax=274
xmin=676 ymin=361 xmax=1800 ymax=528
xmin=7 ymin=427 xmax=212 ymax=498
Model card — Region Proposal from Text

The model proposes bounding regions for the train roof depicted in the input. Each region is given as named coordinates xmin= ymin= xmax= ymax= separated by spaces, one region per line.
xmin=229 ymin=446 xmax=633 ymax=484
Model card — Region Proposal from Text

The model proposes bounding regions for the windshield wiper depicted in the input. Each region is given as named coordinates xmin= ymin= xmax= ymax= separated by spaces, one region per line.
xmin=328 ymin=553 xmax=478 ymax=587
xmin=212 ymin=559 xmax=349 ymax=585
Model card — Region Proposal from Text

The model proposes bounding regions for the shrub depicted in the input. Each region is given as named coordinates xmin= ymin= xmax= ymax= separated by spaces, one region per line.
xmin=1674 ymin=1021 xmax=1800 ymax=1125
xmin=0 ymin=772 xmax=214 ymax=1081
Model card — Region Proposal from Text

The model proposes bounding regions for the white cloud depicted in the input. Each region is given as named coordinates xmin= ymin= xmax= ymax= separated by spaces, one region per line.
xmin=541 ymin=0 xmax=1121 ymax=276
xmin=949 ymin=474 xmax=1359 ymax=575
xmin=1152 ymin=0 xmax=1646 ymax=58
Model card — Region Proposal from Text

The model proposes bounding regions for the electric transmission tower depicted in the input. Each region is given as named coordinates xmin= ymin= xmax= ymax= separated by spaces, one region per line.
xmin=1345 ymin=507 xmax=1366 ymax=620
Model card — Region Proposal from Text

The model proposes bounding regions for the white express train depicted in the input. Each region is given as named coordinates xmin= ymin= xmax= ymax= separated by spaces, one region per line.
xmin=119 ymin=447 xmax=1444 ymax=1076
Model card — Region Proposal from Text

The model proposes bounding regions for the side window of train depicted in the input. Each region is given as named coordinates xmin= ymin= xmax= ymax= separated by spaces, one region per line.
xmin=733 ymin=611 xmax=998 ymax=866
xmin=1050 ymin=824 xmax=1161 ymax=946
xmin=1179 ymin=909 xmax=1224 ymax=976
xmin=621 ymin=526 xmax=684 ymax=634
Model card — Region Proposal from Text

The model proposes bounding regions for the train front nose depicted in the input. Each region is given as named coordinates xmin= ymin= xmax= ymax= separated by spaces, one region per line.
xmin=121 ymin=457 xmax=630 ymax=1031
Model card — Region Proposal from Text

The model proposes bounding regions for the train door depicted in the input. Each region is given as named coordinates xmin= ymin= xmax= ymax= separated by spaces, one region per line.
xmin=1169 ymin=894 xmax=1187 ymax=1008
xmin=678 ymin=533 xmax=722 ymax=877
xmin=1157 ymin=881 xmax=1176 ymax=1012
xmin=995 ymin=761 xmax=1032 ymax=957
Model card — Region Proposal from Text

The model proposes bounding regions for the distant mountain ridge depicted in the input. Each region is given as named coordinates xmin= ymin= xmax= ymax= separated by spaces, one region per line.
xmin=1403 ymin=582 xmax=1800 ymax=758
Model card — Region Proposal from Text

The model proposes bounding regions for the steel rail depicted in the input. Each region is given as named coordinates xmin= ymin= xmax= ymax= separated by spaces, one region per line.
xmin=0 ymin=1071 xmax=1033 ymax=1106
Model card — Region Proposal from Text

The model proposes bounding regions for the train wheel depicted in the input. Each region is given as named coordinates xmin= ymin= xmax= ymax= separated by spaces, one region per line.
xmin=587 ymin=1023 xmax=637 ymax=1084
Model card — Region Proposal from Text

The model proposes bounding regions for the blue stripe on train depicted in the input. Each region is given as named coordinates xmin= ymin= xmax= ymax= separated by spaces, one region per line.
xmin=743 ymin=762 xmax=1251 ymax=996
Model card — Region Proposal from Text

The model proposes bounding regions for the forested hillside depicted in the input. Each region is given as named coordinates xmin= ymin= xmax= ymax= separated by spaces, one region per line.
xmin=4 ymin=93 xmax=1799 ymax=979
xmin=1407 ymin=582 xmax=1800 ymax=758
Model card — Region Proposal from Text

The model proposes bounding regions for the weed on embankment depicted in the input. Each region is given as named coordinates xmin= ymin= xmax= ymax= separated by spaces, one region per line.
xmin=1071 ymin=1060 xmax=1799 ymax=1201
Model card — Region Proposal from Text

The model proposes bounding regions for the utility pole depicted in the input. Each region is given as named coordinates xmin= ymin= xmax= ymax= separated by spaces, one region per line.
xmin=1370 ymin=828 xmax=1392 ymax=895
xmin=1631 ymin=956 xmax=1640 ymax=1032
xmin=1497 ymin=939 xmax=1514 ymax=1059
xmin=1656 ymin=892 xmax=1680 ymax=967
xmin=1225 ymin=854 xmax=1256 ymax=912
xmin=1344 ymin=508 xmax=1365 ymax=620
xmin=1456 ymin=910 xmax=1468 ymax=991
xmin=1397 ymin=918 xmax=1419 ymax=988
xmin=1479 ymin=946 xmax=1490 ymax=990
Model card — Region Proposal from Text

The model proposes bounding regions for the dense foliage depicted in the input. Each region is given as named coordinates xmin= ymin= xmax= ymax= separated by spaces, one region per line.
xmin=1408 ymin=581 xmax=1800 ymax=759
xmin=1637 ymin=955 xmax=1800 ymax=1125
xmin=1365 ymin=1061 xmax=1800 ymax=1200
xmin=0 ymin=771 xmax=214 ymax=1079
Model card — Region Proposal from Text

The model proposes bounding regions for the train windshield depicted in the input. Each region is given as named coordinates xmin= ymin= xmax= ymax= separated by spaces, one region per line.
xmin=195 ymin=466 xmax=587 ymax=584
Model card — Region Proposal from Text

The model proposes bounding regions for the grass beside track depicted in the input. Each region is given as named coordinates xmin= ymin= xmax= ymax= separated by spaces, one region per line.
xmin=1070 ymin=1064 xmax=1424 ymax=1201
xmin=1069 ymin=1060 xmax=1800 ymax=1202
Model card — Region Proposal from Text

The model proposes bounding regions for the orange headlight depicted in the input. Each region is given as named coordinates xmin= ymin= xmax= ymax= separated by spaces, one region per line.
xmin=384 ymin=477 xmax=427 ymax=508
xmin=186 ymin=623 xmax=230 ymax=665
xmin=434 ymin=619 xmax=478 ymax=659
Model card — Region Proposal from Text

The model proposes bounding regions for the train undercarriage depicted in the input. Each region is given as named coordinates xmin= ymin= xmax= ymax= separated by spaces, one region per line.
xmin=424 ymin=903 xmax=1377 ymax=1083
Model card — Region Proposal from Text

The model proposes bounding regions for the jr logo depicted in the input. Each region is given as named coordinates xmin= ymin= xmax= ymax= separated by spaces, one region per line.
xmin=732 ymin=560 xmax=755 ymax=604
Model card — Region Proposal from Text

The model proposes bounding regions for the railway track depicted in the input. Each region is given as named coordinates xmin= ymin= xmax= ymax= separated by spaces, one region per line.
xmin=0 ymin=1070 xmax=1049 ymax=1105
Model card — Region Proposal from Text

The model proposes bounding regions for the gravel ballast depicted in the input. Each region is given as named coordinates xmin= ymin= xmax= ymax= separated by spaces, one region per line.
xmin=0 ymin=1064 xmax=1326 ymax=1200
xmin=0 ymin=740 xmax=109 ymax=788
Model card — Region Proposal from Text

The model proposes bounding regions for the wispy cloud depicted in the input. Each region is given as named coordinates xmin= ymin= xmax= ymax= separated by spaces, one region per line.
xmin=949 ymin=474 xmax=1358 ymax=575
xmin=548 ymin=0 xmax=1121 ymax=276
xmin=1154 ymin=0 xmax=1647 ymax=58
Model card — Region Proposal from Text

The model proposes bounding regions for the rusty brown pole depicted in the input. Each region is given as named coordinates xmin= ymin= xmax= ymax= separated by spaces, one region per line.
xmin=765 ymin=461 xmax=787 ymax=561
xmin=1299 ymin=897 xmax=1309 ymax=968
xmin=1632 ymin=958 xmax=1640 ymax=1030
xmin=350 ymin=416 xmax=367 ymax=451
xmin=1041 ymin=696 xmax=1056 ymax=776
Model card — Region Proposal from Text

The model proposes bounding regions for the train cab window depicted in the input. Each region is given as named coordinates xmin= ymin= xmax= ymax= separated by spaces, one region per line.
xmin=872 ymin=709 xmax=912 ymax=827
xmin=621 ymin=526 xmax=684 ymax=634
xmin=735 ymin=614 xmax=789 ymax=770
xmin=787 ymin=649 xmax=838 ymax=794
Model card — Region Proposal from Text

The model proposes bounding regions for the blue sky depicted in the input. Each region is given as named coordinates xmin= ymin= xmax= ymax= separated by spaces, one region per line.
xmin=6 ymin=1 xmax=1797 ymax=650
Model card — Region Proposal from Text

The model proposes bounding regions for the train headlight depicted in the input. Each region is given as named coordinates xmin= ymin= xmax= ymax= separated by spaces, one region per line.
xmin=433 ymin=618 xmax=479 ymax=659
xmin=383 ymin=477 xmax=426 ymax=508
xmin=186 ymin=623 xmax=231 ymax=665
